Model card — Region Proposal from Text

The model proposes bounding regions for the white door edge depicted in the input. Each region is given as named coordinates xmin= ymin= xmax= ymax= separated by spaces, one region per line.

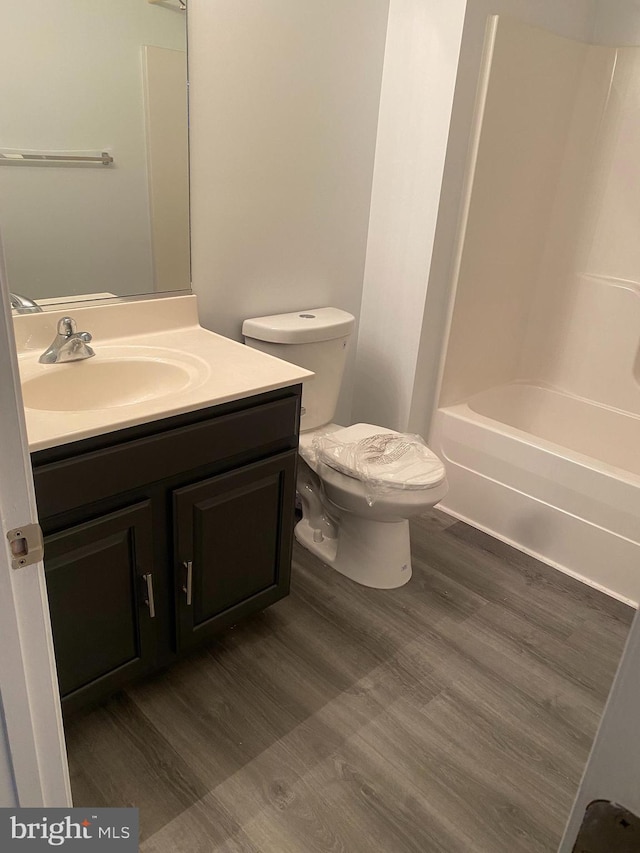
xmin=0 ymin=236 xmax=71 ymax=806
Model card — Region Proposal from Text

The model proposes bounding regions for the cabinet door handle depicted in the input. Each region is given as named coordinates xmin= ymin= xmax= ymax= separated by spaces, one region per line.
xmin=143 ymin=572 xmax=156 ymax=619
xmin=183 ymin=560 xmax=193 ymax=606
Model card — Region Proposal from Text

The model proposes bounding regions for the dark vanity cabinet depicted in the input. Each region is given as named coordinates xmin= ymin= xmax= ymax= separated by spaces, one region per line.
xmin=42 ymin=501 xmax=157 ymax=701
xmin=174 ymin=453 xmax=296 ymax=652
xmin=31 ymin=386 xmax=301 ymax=713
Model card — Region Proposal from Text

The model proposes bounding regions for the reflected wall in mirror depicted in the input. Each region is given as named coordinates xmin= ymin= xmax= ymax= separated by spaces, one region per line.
xmin=0 ymin=0 xmax=190 ymax=308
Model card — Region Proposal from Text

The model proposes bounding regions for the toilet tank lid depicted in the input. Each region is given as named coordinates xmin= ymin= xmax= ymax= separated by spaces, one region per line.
xmin=242 ymin=307 xmax=355 ymax=344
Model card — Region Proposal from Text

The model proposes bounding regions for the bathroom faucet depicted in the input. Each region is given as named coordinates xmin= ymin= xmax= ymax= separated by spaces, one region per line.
xmin=39 ymin=317 xmax=95 ymax=364
xmin=10 ymin=292 xmax=43 ymax=314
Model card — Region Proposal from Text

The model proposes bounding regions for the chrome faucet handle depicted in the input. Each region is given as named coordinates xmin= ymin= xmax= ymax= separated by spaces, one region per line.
xmin=57 ymin=317 xmax=77 ymax=336
xmin=38 ymin=316 xmax=95 ymax=364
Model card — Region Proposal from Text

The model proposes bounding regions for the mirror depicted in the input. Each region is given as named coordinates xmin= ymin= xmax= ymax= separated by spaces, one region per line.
xmin=0 ymin=0 xmax=189 ymax=309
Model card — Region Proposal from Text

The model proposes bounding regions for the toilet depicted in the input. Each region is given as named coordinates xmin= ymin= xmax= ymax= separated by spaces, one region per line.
xmin=242 ymin=308 xmax=448 ymax=589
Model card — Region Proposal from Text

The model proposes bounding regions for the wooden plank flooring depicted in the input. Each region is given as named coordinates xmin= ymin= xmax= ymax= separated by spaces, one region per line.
xmin=65 ymin=510 xmax=634 ymax=852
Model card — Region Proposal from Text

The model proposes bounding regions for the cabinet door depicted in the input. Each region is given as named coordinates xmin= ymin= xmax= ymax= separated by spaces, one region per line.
xmin=43 ymin=501 xmax=156 ymax=708
xmin=174 ymin=451 xmax=296 ymax=651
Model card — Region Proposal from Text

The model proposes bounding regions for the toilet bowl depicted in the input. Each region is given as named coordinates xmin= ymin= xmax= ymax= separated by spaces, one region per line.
xmin=242 ymin=308 xmax=447 ymax=589
xmin=295 ymin=423 xmax=447 ymax=588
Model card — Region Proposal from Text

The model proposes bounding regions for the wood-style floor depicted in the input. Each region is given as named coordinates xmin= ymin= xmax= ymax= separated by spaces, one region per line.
xmin=65 ymin=510 xmax=634 ymax=852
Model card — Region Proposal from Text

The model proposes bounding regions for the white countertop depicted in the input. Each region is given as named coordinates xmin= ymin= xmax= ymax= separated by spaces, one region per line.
xmin=14 ymin=295 xmax=312 ymax=452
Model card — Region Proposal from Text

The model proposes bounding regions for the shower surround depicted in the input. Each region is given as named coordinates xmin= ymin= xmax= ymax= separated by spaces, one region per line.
xmin=432 ymin=16 xmax=640 ymax=604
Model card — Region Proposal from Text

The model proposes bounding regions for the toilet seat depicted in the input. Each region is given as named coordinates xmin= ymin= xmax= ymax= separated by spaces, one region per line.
xmin=300 ymin=423 xmax=446 ymax=491
xmin=245 ymin=306 xmax=449 ymax=589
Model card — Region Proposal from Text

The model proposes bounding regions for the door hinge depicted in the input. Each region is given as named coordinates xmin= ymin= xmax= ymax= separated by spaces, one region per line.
xmin=6 ymin=523 xmax=44 ymax=570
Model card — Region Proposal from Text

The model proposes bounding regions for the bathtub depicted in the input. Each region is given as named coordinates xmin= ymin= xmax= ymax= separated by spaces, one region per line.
xmin=431 ymin=382 xmax=640 ymax=605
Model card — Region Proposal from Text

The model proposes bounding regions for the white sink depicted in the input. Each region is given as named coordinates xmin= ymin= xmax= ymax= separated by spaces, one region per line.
xmin=13 ymin=294 xmax=313 ymax=451
xmin=21 ymin=347 xmax=209 ymax=412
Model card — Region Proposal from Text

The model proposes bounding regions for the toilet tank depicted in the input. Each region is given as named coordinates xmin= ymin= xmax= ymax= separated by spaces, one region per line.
xmin=242 ymin=308 xmax=355 ymax=431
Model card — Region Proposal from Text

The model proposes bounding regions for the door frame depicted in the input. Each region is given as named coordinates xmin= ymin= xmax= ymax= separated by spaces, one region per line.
xmin=0 ymin=238 xmax=71 ymax=806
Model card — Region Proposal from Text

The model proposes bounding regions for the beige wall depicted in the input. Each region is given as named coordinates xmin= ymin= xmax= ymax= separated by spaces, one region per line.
xmin=416 ymin=0 xmax=597 ymax=434
xmin=580 ymin=48 xmax=640 ymax=281
xmin=439 ymin=13 xmax=640 ymax=416
xmin=189 ymin=0 xmax=389 ymax=424
xmin=521 ymin=44 xmax=640 ymax=415
xmin=439 ymin=17 xmax=592 ymax=405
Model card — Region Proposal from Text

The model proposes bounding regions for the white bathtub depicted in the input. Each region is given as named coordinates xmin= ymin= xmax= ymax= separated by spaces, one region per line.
xmin=431 ymin=382 xmax=640 ymax=605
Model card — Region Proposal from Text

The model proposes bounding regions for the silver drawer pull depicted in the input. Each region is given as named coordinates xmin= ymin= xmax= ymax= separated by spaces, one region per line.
xmin=143 ymin=573 xmax=156 ymax=619
xmin=183 ymin=560 xmax=193 ymax=606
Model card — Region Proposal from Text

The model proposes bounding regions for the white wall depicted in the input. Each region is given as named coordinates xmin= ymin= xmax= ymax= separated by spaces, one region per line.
xmin=0 ymin=0 xmax=185 ymax=301
xmin=188 ymin=0 xmax=598 ymax=434
xmin=351 ymin=0 xmax=468 ymax=432
xmin=189 ymin=0 xmax=390 ymax=424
